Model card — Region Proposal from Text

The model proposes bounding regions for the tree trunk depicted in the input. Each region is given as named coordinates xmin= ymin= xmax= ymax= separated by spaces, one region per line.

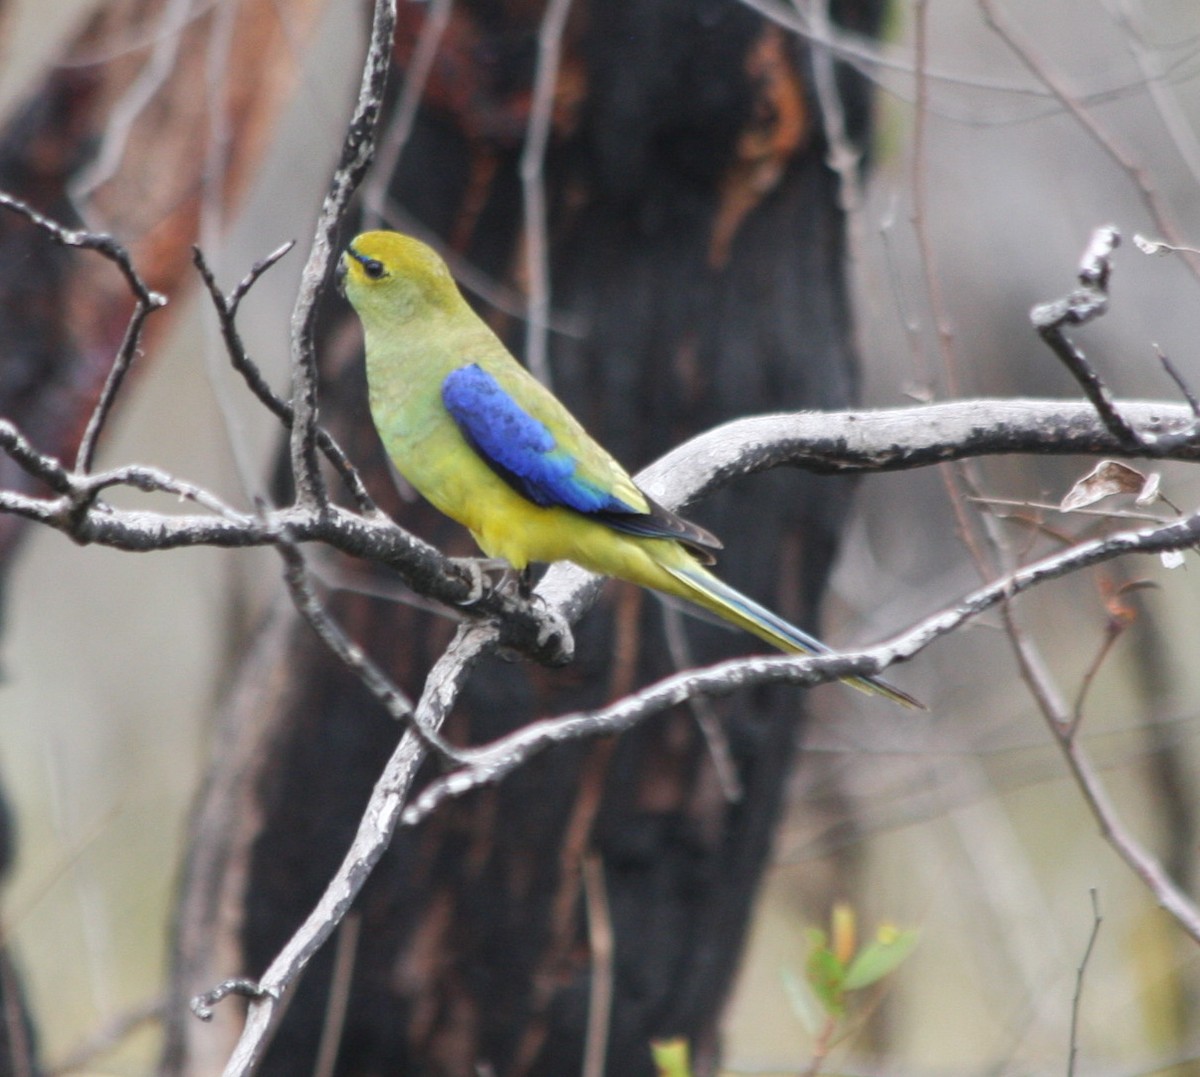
xmin=165 ymin=2 xmax=884 ymax=1075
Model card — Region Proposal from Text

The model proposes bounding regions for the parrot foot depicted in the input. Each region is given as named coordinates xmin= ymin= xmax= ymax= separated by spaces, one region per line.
xmin=450 ymin=557 xmax=513 ymax=605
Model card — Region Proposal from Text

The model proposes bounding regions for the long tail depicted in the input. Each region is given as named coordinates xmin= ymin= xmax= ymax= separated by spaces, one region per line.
xmin=658 ymin=561 xmax=923 ymax=710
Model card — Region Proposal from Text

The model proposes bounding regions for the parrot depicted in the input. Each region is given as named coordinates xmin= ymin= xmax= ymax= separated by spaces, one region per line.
xmin=337 ymin=230 xmax=919 ymax=708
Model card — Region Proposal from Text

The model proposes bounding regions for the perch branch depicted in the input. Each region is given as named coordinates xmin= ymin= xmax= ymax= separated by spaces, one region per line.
xmin=401 ymin=502 xmax=1200 ymax=824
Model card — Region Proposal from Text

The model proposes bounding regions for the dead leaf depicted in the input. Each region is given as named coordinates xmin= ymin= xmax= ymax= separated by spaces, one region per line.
xmin=1060 ymin=460 xmax=1157 ymax=511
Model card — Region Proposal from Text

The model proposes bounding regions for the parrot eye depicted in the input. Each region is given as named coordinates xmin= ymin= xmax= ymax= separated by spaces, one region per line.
xmin=362 ymin=258 xmax=386 ymax=280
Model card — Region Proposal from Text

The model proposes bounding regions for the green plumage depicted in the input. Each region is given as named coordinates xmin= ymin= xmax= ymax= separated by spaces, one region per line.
xmin=339 ymin=230 xmax=919 ymax=709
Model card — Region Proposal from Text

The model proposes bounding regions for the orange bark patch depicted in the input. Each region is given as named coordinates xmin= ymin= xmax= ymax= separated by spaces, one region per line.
xmin=709 ymin=24 xmax=811 ymax=269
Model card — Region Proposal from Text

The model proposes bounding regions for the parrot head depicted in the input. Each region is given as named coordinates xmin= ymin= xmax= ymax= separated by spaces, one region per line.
xmin=339 ymin=231 xmax=461 ymax=323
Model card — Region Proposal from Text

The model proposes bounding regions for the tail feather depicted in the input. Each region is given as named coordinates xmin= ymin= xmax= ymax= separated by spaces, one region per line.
xmin=660 ymin=561 xmax=923 ymax=710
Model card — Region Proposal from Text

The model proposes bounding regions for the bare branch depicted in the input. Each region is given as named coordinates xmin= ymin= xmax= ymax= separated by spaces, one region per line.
xmin=203 ymin=622 xmax=496 ymax=1077
xmin=288 ymin=0 xmax=397 ymax=509
xmin=1067 ymin=889 xmax=1102 ymax=1077
xmin=1004 ymin=599 xmax=1200 ymax=945
xmin=518 ymin=0 xmax=573 ymax=385
xmin=273 ymin=536 xmax=466 ymax=762
xmin=400 ymin=503 xmax=1200 ymax=826
xmin=191 ymin=245 xmax=378 ymax=514
xmin=978 ymin=0 xmax=1200 ymax=281
xmin=4 ymin=395 xmax=1200 ymax=592
xmin=361 ymin=0 xmax=455 ymax=229
xmin=0 ymin=192 xmax=168 ymax=474
xmin=1031 ymin=227 xmax=1142 ymax=450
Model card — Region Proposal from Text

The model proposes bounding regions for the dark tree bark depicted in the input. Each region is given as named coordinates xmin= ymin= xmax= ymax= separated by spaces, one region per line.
xmin=165 ymin=2 xmax=886 ymax=1076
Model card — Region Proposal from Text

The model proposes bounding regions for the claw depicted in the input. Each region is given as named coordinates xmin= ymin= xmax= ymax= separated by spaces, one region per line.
xmin=449 ymin=557 xmax=514 ymax=606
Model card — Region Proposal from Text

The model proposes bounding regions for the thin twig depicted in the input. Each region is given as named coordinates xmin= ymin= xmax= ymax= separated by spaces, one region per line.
xmin=361 ymin=0 xmax=456 ymax=229
xmin=191 ymin=978 xmax=272 ymax=1021
xmin=312 ymin=913 xmax=361 ymax=1077
xmin=970 ymin=495 xmax=1171 ymax=527
xmin=288 ymin=0 xmax=397 ymax=509
xmin=81 ymin=463 xmax=251 ymax=520
xmin=0 ymin=192 xmax=168 ymax=475
xmin=518 ymin=0 xmax=573 ymax=386
xmin=1069 ymin=617 xmax=1127 ymax=739
xmin=1031 ymin=227 xmax=1142 ymax=450
xmin=1004 ymin=610 xmax=1200 ymax=945
xmin=978 ymin=0 xmax=1200 ymax=281
xmin=1155 ymin=344 xmax=1200 ymax=419
xmin=273 ymin=535 xmax=464 ymax=761
xmin=581 ymin=854 xmax=613 ymax=1077
xmin=1067 ymin=889 xmax=1102 ymax=1077
xmin=192 ymin=245 xmax=378 ymax=514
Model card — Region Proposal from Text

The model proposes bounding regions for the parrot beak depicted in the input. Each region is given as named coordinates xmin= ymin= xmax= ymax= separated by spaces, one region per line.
xmin=334 ymin=255 xmax=348 ymax=296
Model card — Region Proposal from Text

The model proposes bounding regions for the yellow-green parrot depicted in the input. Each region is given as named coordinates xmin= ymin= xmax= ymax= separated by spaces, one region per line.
xmin=338 ymin=230 xmax=918 ymax=708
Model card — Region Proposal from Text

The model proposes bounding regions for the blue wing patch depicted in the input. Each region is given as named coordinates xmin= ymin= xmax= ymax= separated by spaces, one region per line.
xmin=442 ymin=364 xmax=723 ymax=560
xmin=442 ymin=364 xmax=638 ymax=514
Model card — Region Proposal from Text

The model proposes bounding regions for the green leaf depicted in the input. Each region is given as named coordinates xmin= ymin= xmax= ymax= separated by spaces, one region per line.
xmin=781 ymin=965 xmax=827 ymax=1036
xmin=806 ymin=944 xmax=846 ymax=1016
xmin=842 ymin=927 xmax=919 ymax=992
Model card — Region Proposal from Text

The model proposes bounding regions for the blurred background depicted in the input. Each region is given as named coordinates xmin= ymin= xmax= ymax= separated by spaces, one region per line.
xmin=2 ymin=0 xmax=1200 ymax=1074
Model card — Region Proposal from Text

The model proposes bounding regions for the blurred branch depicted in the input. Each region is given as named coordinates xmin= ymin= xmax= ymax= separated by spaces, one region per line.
xmin=581 ymin=854 xmax=614 ymax=1077
xmin=808 ymin=0 xmax=864 ymax=215
xmin=518 ymin=0 xmax=573 ymax=386
xmin=1068 ymin=889 xmax=1102 ymax=1077
xmin=47 ymin=997 xmax=165 ymax=1077
xmin=1104 ymin=0 xmax=1200 ymax=193
xmin=1006 ymin=597 xmax=1200 ymax=945
xmin=978 ymin=0 xmax=1200 ymax=281
xmin=311 ymin=913 xmax=360 ymax=1077
xmin=361 ymin=0 xmax=455 ymax=229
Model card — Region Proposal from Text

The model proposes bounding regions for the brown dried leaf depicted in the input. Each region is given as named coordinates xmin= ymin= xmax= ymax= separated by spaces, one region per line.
xmin=1060 ymin=460 xmax=1154 ymax=512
